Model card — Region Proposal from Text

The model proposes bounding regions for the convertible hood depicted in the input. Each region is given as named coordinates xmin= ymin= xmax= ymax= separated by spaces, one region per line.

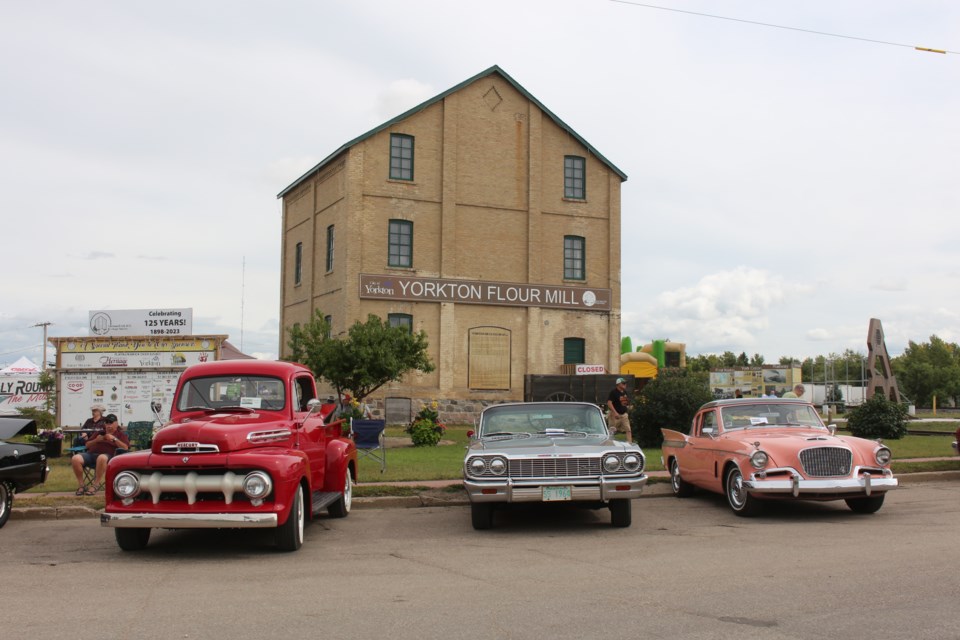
xmin=153 ymin=413 xmax=295 ymax=453
xmin=0 ymin=417 xmax=37 ymax=440
xmin=477 ymin=434 xmax=627 ymax=456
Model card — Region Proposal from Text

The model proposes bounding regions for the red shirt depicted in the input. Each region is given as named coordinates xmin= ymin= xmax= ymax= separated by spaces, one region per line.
xmin=86 ymin=429 xmax=129 ymax=456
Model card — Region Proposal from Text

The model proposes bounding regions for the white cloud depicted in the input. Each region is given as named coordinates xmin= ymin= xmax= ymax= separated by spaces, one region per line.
xmin=1 ymin=0 xmax=959 ymax=369
xmin=375 ymin=78 xmax=437 ymax=122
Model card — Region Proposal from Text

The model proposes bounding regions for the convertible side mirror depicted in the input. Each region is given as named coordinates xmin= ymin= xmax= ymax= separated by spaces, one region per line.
xmin=827 ymin=423 xmax=838 ymax=436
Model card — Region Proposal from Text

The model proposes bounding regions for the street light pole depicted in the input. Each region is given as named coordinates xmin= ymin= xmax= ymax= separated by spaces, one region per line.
xmin=33 ymin=321 xmax=51 ymax=371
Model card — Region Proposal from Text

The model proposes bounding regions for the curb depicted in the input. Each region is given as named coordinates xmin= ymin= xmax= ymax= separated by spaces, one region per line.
xmin=9 ymin=471 xmax=955 ymax=521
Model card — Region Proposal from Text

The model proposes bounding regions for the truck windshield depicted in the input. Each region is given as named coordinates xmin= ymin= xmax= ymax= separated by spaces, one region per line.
xmin=177 ymin=375 xmax=286 ymax=412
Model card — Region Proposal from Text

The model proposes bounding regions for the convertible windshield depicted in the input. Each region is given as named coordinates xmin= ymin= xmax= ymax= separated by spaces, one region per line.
xmin=479 ymin=404 xmax=608 ymax=437
xmin=720 ymin=403 xmax=824 ymax=430
xmin=177 ymin=375 xmax=286 ymax=412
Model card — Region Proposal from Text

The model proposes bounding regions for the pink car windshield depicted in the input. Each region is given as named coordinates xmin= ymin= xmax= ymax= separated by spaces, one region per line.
xmin=720 ymin=403 xmax=824 ymax=430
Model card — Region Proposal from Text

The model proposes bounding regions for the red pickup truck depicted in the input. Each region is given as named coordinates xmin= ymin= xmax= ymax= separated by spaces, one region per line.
xmin=101 ymin=360 xmax=356 ymax=552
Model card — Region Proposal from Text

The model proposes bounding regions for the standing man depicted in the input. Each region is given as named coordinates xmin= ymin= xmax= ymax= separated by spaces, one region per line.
xmin=606 ymin=377 xmax=633 ymax=443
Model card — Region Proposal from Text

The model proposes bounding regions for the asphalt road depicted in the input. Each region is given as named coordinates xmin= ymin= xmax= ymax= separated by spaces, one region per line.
xmin=2 ymin=481 xmax=958 ymax=640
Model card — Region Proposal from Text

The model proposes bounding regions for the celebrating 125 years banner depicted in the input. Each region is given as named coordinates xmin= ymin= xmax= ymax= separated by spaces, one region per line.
xmin=358 ymin=274 xmax=611 ymax=311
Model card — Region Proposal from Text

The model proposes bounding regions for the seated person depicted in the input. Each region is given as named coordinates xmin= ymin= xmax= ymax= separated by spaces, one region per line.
xmin=71 ymin=413 xmax=129 ymax=495
xmin=75 ymin=403 xmax=107 ymax=447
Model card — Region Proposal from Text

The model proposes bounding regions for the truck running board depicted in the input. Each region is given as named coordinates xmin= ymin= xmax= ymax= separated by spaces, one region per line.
xmin=311 ymin=491 xmax=340 ymax=514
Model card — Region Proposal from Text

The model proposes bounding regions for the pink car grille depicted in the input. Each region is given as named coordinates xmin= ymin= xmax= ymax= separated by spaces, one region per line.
xmin=509 ymin=457 xmax=601 ymax=478
xmin=799 ymin=447 xmax=853 ymax=477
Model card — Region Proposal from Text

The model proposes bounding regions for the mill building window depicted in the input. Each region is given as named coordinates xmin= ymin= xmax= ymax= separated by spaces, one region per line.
xmin=326 ymin=225 xmax=335 ymax=272
xmin=388 ymin=219 xmax=413 ymax=268
xmin=564 ymin=236 xmax=585 ymax=280
xmin=390 ymin=134 xmax=414 ymax=181
xmin=564 ymin=155 xmax=585 ymax=200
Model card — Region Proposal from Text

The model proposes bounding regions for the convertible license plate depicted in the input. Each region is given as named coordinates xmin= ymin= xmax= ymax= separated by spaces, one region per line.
xmin=542 ymin=486 xmax=572 ymax=501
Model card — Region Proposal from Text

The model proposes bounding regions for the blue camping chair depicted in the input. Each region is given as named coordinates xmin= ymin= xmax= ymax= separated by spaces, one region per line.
xmin=351 ymin=419 xmax=386 ymax=473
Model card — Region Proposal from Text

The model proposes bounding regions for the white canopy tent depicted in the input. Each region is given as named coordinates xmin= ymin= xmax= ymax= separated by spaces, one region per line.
xmin=0 ymin=356 xmax=41 ymax=375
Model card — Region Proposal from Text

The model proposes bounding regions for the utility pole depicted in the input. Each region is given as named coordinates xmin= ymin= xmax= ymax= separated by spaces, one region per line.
xmin=33 ymin=321 xmax=52 ymax=371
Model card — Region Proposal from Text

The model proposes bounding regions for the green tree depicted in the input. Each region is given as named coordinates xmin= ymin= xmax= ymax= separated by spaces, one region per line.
xmin=892 ymin=336 xmax=960 ymax=407
xmin=736 ymin=352 xmax=749 ymax=366
xmin=287 ymin=311 xmax=436 ymax=403
xmin=749 ymin=353 xmax=765 ymax=366
xmin=16 ymin=369 xmax=57 ymax=430
xmin=630 ymin=369 xmax=713 ymax=448
xmin=846 ymin=393 xmax=908 ymax=440
xmin=686 ymin=353 xmax=724 ymax=373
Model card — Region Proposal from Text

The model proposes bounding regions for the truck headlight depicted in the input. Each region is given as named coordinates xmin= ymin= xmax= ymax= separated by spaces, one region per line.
xmin=750 ymin=450 xmax=769 ymax=469
xmin=875 ymin=447 xmax=892 ymax=465
xmin=114 ymin=471 xmax=140 ymax=498
xmin=242 ymin=471 xmax=273 ymax=499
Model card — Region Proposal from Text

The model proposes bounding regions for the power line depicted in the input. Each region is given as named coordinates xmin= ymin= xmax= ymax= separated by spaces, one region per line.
xmin=609 ymin=0 xmax=957 ymax=55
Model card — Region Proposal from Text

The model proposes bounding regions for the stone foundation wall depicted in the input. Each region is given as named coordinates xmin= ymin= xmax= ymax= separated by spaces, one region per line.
xmin=368 ymin=397 xmax=513 ymax=426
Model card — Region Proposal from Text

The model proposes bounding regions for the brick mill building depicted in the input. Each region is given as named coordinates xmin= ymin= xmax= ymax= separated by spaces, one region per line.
xmin=277 ymin=65 xmax=626 ymax=422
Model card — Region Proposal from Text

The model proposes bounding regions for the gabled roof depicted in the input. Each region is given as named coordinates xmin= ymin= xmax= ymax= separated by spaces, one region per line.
xmin=277 ymin=65 xmax=627 ymax=198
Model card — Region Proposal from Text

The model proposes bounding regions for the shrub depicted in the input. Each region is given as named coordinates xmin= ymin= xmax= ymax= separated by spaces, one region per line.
xmin=846 ymin=394 xmax=908 ymax=440
xmin=631 ymin=369 xmax=713 ymax=448
xmin=405 ymin=401 xmax=446 ymax=447
xmin=407 ymin=419 xmax=444 ymax=447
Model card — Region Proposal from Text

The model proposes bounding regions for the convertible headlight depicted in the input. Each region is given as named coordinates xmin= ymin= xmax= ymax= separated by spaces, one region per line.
xmin=875 ymin=447 xmax=892 ymax=465
xmin=603 ymin=455 xmax=622 ymax=473
xmin=242 ymin=471 xmax=273 ymax=499
xmin=622 ymin=453 xmax=643 ymax=472
xmin=468 ymin=457 xmax=487 ymax=475
xmin=114 ymin=471 xmax=140 ymax=498
xmin=750 ymin=450 xmax=769 ymax=469
xmin=488 ymin=457 xmax=507 ymax=475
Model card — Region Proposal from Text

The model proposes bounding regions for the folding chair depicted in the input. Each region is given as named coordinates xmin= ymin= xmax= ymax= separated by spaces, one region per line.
xmin=351 ymin=419 xmax=386 ymax=473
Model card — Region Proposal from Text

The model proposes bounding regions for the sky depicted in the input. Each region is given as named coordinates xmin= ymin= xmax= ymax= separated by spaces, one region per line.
xmin=1 ymin=0 xmax=958 ymax=368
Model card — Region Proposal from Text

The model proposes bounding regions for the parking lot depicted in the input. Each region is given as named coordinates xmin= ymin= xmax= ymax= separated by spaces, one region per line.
xmin=2 ymin=480 xmax=958 ymax=640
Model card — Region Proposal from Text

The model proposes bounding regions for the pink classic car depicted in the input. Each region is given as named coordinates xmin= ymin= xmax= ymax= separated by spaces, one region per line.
xmin=661 ymin=398 xmax=898 ymax=516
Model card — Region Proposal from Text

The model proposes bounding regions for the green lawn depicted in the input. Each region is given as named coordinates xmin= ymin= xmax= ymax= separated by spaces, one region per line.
xmin=22 ymin=428 xmax=956 ymax=494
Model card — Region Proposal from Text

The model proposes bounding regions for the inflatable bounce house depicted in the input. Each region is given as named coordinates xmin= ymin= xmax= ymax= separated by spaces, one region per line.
xmin=619 ymin=338 xmax=686 ymax=389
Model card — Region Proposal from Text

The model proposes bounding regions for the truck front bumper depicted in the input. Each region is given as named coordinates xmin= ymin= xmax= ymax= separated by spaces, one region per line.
xmin=101 ymin=512 xmax=278 ymax=528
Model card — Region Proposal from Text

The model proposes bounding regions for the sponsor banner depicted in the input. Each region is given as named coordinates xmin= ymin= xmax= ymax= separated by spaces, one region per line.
xmin=359 ymin=274 xmax=611 ymax=311
xmin=0 ymin=375 xmax=49 ymax=414
xmin=61 ymin=371 xmax=181 ymax=426
xmin=89 ymin=308 xmax=193 ymax=337
xmin=60 ymin=351 xmax=214 ymax=370
xmin=574 ymin=364 xmax=607 ymax=375
xmin=57 ymin=337 xmax=218 ymax=354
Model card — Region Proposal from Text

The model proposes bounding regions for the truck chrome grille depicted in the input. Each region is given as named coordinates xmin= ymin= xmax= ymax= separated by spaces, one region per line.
xmin=160 ymin=443 xmax=220 ymax=454
xmin=799 ymin=447 xmax=852 ymax=477
xmin=509 ymin=457 xmax=601 ymax=478
xmin=129 ymin=470 xmax=260 ymax=505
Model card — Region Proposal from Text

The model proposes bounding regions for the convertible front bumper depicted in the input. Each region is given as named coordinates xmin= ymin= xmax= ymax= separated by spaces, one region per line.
xmin=744 ymin=468 xmax=898 ymax=498
xmin=101 ymin=512 xmax=278 ymax=529
xmin=464 ymin=475 xmax=647 ymax=503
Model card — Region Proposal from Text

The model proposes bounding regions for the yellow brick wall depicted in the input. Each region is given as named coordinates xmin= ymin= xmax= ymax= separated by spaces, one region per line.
xmin=280 ymin=71 xmax=623 ymax=419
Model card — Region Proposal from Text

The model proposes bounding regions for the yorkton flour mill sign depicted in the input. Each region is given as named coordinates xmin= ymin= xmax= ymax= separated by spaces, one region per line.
xmin=358 ymin=274 xmax=611 ymax=311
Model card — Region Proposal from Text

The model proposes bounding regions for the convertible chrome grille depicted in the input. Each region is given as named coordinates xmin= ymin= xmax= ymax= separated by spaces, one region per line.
xmin=799 ymin=447 xmax=852 ymax=477
xmin=509 ymin=457 xmax=601 ymax=478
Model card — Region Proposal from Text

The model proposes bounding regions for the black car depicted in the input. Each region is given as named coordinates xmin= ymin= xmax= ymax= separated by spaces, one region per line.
xmin=0 ymin=417 xmax=49 ymax=528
